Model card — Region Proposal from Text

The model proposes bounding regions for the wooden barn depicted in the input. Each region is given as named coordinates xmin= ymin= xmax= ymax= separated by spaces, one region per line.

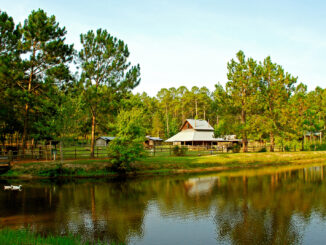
xmin=95 ymin=136 xmax=115 ymax=147
xmin=165 ymin=119 xmax=241 ymax=147
xmin=144 ymin=136 xmax=163 ymax=148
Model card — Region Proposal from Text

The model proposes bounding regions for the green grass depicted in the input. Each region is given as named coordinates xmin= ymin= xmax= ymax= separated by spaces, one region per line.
xmin=0 ymin=228 xmax=122 ymax=245
xmin=2 ymin=151 xmax=326 ymax=178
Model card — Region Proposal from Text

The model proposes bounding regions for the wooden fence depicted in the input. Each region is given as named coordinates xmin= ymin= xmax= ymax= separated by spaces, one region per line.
xmin=0 ymin=143 xmax=312 ymax=162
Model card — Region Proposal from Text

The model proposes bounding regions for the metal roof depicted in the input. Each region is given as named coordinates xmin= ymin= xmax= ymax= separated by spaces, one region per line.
xmin=165 ymin=129 xmax=242 ymax=143
xmin=96 ymin=136 xmax=115 ymax=141
xmin=146 ymin=136 xmax=163 ymax=141
xmin=165 ymin=129 xmax=219 ymax=142
xmin=184 ymin=119 xmax=214 ymax=131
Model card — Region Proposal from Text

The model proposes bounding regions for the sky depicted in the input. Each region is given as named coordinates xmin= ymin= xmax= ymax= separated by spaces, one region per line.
xmin=2 ymin=0 xmax=326 ymax=96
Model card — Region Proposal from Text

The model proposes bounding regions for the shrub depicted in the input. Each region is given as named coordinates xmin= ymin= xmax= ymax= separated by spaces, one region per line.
xmin=232 ymin=144 xmax=240 ymax=153
xmin=284 ymin=145 xmax=291 ymax=152
xmin=38 ymin=164 xmax=76 ymax=177
xmin=107 ymin=108 xmax=146 ymax=173
xmin=172 ymin=146 xmax=180 ymax=155
xmin=172 ymin=145 xmax=188 ymax=156
xmin=258 ymin=147 xmax=267 ymax=152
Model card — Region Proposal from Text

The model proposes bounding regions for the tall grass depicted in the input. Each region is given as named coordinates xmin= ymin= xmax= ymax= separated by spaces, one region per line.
xmin=0 ymin=228 xmax=122 ymax=245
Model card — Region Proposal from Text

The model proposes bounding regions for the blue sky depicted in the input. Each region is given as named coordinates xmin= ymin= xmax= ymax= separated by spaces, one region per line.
xmin=2 ymin=0 xmax=326 ymax=95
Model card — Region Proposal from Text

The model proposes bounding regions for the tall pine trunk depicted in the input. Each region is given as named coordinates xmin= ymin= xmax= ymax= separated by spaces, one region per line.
xmin=241 ymin=108 xmax=248 ymax=152
xmin=165 ymin=106 xmax=169 ymax=137
xmin=270 ymin=132 xmax=275 ymax=152
xmin=90 ymin=113 xmax=96 ymax=158
xmin=22 ymin=104 xmax=29 ymax=150
xmin=22 ymin=43 xmax=35 ymax=151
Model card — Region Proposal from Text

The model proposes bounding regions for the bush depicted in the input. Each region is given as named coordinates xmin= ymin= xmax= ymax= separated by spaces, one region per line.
xmin=38 ymin=164 xmax=76 ymax=177
xmin=284 ymin=145 xmax=291 ymax=152
xmin=108 ymin=137 xmax=145 ymax=173
xmin=307 ymin=143 xmax=326 ymax=151
xmin=258 ymin=147 xmax=267 ymax=152
xmin=172 ymin=145 xmax=188 ymax=156
xmin=232 ymin=144 xmax=240 ymax=153
xmin=107 ymin=108 xmax=146 ymax=173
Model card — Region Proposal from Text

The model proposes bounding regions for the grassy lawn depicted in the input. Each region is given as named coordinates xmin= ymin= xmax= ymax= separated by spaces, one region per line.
xmin=135 ymin=151 xmax=326 ymax=171
xmin=2 ymin=151 xmax=326 ymax=178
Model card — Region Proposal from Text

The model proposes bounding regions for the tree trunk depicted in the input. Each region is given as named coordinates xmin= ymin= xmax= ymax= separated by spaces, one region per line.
xmin=90 ymin=113 xmax=96 ymax=158
xmin=195 ymin=99 xmax=198 ymax=118
xmin=22 ymin=103 xmax=29 ymax=150
xmin=181 ymin=102 xmax=185 ymax=123
xmin=165 ymin=106 xmax=169 ymax=137
xmin=22 ymin=43 xmax=35 ymax=151
xmin=241 ymin=108 xmax=248 ymax=152
xmin=270 ymin=132 xmax=275 ymax=152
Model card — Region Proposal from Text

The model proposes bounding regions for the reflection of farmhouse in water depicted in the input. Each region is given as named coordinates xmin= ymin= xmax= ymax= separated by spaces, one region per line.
xmin=184 ymin=176 xmax=220 ymax=196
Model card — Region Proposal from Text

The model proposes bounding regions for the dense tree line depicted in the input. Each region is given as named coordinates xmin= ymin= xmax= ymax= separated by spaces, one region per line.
xmin=1 ymin=9 xmax=325 ymax=154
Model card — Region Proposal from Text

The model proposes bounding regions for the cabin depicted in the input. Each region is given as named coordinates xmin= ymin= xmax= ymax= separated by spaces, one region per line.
xmin=166 ymin=119 xmax=241 ymax=148
xmin=300 ymin=132 xmax=323 ymax=144
xmin=144 ymin=136 xmax=163 ymax=148
xmin=95 ymin=136 xmax=115 ymax=147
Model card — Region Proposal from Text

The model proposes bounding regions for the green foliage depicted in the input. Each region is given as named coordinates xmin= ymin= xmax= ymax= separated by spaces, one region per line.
xmin=38 ymin=164 xmax=78 ymax=177
xmin=172 ymin=145 xmax=188 ymax=156
xmin=232 ymin=144 xmax=240 ymax=153
xmin=0 ymin=11 xmax=23 ymax=143
xmin=259 ymin=147 xmax=267 ymax=152
xmin=79 ymin=28 xmax=140 ymax=157
xmin=108 ymin=108 xmax=146 ymax=173
xmin=0 ymin=228 xmax=113 ymax=245
xmin=226 ymin=50 xmax=260 ymax=151
xmin=306 ymin=143 xmax=326 ymax=151
xmin=1 ymin=9 xmax=326 ymax=158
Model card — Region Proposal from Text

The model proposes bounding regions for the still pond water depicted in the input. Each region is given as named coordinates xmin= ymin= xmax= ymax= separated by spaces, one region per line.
xmin=1 ymin=164 xmax=326 ymax=244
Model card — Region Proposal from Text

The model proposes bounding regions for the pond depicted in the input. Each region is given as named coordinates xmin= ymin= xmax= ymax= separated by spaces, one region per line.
xmin=1 ymin=164 xmax=326 ymax=244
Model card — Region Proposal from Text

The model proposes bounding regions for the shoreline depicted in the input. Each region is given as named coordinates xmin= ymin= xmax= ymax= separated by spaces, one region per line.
xmin=1 ymin=151 xmax=326 ymax=180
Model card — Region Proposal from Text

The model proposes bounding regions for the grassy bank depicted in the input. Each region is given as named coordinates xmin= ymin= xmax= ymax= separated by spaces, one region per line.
xmin=0 ymin=228 xmax=112 ymax=245
xmin=2 ymin=151 xmax=326 ymax=178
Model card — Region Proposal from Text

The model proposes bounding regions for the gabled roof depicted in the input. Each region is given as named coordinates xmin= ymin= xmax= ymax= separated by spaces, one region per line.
xmin=96 ymin=136 xmax=115 ymax=141
xmin=183 ymin=119 xmax=214 ymax=131
xmin=146 ymin=136 xmax=163 ymax=141
xmin=165 ymin=129 xmax=218 ymax=142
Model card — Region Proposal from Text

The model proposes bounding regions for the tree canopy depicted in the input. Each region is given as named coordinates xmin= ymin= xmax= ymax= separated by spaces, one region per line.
xmin=0 ymin=9 xmax=325 ymax=155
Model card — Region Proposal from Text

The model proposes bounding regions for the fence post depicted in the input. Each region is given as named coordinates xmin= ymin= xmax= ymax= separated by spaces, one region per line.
xmin=97 ymin=147 xmax=99 ymax=158
xmin=50 ymin=141 xmax=52 ymax=160
xmin=45 ymin=145 xmax=48 ymax=161
xmin=75 ymin=146 xmax=77 ymax=159
xmin=8 ymin=150 xmax=12 ymax=167
xmin=153 ymin=145 xmax=156 ymax=156
xmin=169 ymin=146 xmax=171 ymax=156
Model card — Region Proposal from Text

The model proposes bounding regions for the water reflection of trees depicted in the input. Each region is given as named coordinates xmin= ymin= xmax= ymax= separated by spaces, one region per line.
xmin=214 ymin=166 xmax=326 ymax=244
xmin=0 ymin=183 xmax=59 ymax=230
xmin=1 ymin=166 xmax=326 ymax=244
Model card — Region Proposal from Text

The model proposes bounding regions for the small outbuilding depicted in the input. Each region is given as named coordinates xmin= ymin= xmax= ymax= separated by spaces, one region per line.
xmin=95 ymin=136 xmax=115 ymax=147
xmin=302 ymin=132 xmax=323 ymax=143
xmin=144 ymin=136 xmax=163 ymax=148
